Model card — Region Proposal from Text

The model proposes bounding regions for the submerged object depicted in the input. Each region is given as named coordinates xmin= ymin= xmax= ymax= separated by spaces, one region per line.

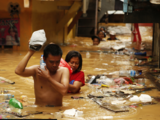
xmin=0 ymin=77 xmax=15 ymax=84
xmin=9 ymin=98 xmax=23 ymax=109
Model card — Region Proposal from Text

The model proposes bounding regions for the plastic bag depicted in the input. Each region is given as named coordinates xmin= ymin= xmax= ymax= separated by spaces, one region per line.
xmin=59 ymin=58 xmax=72 ymax=74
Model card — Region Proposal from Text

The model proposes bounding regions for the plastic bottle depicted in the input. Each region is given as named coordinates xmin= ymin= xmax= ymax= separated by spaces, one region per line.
xmin=9 ymin=98 xmax=23 ymax=109
xmin=86 ymin=52 xmax=91 ymax=58
xmin=119 ymin=70 xmax=136 ymax=77
xmin=119 ymin=70 xmax=129 ymax=77
xmin=0 ymin=94 xmax=14 ymax=100
xmin=129 ymin=70 xmax=136 ymax=77
xmin=40 ymin=55 xmax=46 ymax=70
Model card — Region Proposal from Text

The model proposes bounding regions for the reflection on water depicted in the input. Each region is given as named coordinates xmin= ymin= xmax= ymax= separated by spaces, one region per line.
xmin=1 ymin=27 xmax=160 ymax=119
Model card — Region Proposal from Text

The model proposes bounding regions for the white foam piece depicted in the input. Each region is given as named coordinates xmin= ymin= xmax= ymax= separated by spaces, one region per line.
xmin=103 ymin=116 xmax=113 ymax=119
xmin=75 ymin=111 xmax=83 ymax=117
xmin=139 ymin=94 xmax=152 ymax=102
xmin=129 ymin=95 xmax=140 ymax=102
xmin=111 ymin=100 xmax=126 ymax=105
xmin=63 ymin=108 xmax=77 ymax=117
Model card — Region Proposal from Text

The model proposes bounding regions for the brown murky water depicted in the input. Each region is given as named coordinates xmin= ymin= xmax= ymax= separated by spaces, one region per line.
xmin=1 ymin=26 xmax=160 ymax=119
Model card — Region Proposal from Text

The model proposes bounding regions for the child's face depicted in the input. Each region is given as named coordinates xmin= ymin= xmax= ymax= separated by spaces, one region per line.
xmin=98 ymin=31 xmax=104 ymax=39
xmin=93 ymin=38 xmax=100 ymax=45
xmin=68 ymin=57 xmax=79 ymax=73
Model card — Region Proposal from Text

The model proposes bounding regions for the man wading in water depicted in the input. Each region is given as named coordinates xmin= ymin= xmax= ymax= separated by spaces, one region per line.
xmin=15 ymin=44 xmax=69 ymax=106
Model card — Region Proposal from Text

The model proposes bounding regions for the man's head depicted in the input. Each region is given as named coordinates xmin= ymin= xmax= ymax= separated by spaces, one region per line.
xmin=91 ymin=36 xmax=100 ymax=45
xmin=43 ymin=44 xmax=63 ymax=73
xmin=109 ymin=31 xmax=116 ymax=40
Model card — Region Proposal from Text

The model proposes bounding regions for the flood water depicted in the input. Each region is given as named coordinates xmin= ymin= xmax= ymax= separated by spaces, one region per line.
xmin=1 ymin=26 xmax=160 ymax=119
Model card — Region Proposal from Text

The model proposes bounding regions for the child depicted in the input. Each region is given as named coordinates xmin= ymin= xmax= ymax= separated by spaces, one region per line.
xmin=97 ymin=30 xmax=106 ymax=41
xmin=65 ymin=51 xmax=85 ymax=93
xmin=91 ymin=36 xmax=100 ymax=45
xmin=107 ymin=31 xmax=119 ymax=40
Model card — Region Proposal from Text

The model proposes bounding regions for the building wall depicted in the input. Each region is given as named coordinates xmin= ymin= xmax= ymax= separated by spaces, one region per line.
xmin=32 ymin=1 xmax=77 ymax=47
xmin=0 ymin=0 xmax=78 ymax=50
xmin=0 ymin=0 xmax=32 ymax=50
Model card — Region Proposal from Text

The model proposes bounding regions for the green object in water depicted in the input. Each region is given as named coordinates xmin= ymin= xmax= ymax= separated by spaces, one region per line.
xmin=130 ymin=77 xmax=135 ymax=82
xmin=9 ymin=98 xmax=23 ymax=109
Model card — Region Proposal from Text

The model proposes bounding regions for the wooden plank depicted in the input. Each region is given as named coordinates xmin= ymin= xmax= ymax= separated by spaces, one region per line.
xmin=153 ymin=23 xmax=159 ymax=62
xmin=13 ymin=45 xmax=19 ymax=50
xmin=55 ymin=1 xmax=82 ymax=34
xmin=57 ymin=6 xmax=71 ymax=10
xmin=145 ymin=72 xmax=160 ymax=91
xmin=41 ymin=0 xmax=82 ymax=1
xmin=68 ymin=11 xmax=82 ymax=34
xmin=95 ymin=0 xmax=98 ymax=35
xmin=159 ymin=23 xmax=160 ymax=68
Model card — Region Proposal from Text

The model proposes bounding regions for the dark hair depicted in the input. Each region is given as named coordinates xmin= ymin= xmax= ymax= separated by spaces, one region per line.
xmin=8 ymin=26 xmax=19 ymax=44
xmin=100 ymin=27 xmax=105 ymax=31
xmin=97 ymin=30 xmax=106 ymax=37
xmin=65 ymin=51 xmax=82 ymax=73
xmin=43 ymin=44 xmax=63 ymax=59
xmin=91 ymin=36 xmax=100 ymax=43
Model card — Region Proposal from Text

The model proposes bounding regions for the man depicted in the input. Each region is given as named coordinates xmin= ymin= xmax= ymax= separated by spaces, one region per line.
xmin=107 ymin=31 xmax=119 ymax=40
xmin=15 ymin=44 xmax=69 ymax=106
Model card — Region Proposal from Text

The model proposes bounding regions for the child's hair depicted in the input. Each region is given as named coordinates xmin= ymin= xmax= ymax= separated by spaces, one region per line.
xmin=91 ymin=36 xmax=100 ymax=43
xmin=97 ymin=30 xmax=106 ymax=37
xmin=43 ymin=44 xmax=63 ymax=59
xmin=65 ymin=51 xmax=82 ymax=73
xmin=100 ymin=27 xmax=105 ymax=31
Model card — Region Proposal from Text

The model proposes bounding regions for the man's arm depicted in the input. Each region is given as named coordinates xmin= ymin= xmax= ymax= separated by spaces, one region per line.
xmin=49 ymin=68 xmax=69 ymax=96
xmin=15 ymin=50 xmax=37 ymax=77
xmin=68 ymin=81 xmax=83 ymax=93
xmin=38 ymin=67 xmax=69 ymax=96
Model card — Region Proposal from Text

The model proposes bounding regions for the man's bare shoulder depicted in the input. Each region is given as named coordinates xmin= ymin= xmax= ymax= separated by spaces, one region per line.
xmin=58 ymin=67 xmax=69 ymax=73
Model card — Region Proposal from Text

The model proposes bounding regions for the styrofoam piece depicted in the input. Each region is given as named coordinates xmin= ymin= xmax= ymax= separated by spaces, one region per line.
xmin=63 ymin=108 xmax=77 ymax=117
xmin=103 ymin=116 xmax=113 ymax=119
xmin=75 ymin=111 xmax=83 ymax=117
xmin=129 ymin=95 xmax=140 ymax=102
xmin=139 ymin=94 xmax=152 ymax=102
xmin=111 ymin=100 xmax=126 ymax=105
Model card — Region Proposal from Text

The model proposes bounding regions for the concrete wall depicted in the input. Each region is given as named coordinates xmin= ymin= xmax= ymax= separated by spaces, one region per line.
xmin=0 ymin=0 xmax=32 ymax=50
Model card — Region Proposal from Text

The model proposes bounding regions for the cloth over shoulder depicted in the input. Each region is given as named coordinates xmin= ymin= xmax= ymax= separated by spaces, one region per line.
xmin=59 ymin=58 xmax=72 ymax=75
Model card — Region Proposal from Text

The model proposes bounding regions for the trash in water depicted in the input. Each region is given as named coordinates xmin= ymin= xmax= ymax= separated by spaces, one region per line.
xmin=0 ymin=77 xmax=15 ymax=84
xmin=63 ymin=108 xmax=83 ymax=117
xmin=9 ymin=98 xmax=23 ymax=109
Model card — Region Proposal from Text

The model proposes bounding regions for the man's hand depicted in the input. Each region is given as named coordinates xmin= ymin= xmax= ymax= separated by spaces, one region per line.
xmin=37 ymin=66 xmax=51 ymax=79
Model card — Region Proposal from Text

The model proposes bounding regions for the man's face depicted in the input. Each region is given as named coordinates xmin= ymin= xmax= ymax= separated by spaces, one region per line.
xmin=44 ymin=54 xmax=61 ymax=73
xmin=93 ymin=38 xmax=100 ymax=45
